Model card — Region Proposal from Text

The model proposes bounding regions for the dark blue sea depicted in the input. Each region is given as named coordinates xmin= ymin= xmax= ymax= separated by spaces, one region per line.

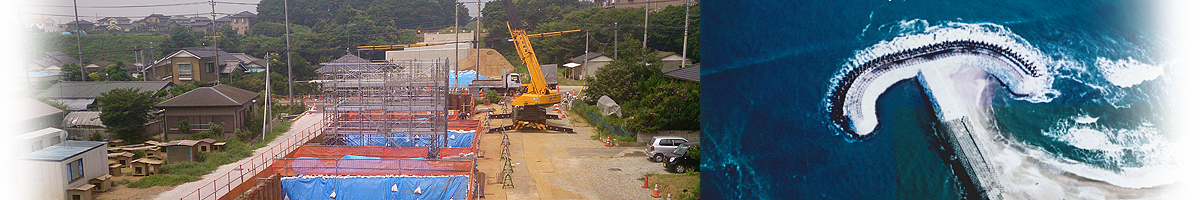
xmin=701 ymin=0 xmax=1172 ymax=199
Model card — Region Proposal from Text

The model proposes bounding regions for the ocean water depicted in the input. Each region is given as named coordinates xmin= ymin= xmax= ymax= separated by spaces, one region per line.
xmin=702 ymin=0 xmax=1168 ymax=199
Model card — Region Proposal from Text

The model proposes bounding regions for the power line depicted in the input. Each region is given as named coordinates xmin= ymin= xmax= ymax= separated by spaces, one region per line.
xmin=23 ymin=1 xmax=210 ymax=9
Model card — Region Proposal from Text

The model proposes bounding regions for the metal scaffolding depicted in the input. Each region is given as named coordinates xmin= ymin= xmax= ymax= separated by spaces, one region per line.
xmin=318 ymin=58 xmax=451 ymax=158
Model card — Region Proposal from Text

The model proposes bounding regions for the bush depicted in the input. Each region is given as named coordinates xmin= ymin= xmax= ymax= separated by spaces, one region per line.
xmin=178 ymin=120 xmax=191 ymax=134
xmin=486 ymin=90 xmax=502 ymax=103
xmin=191 ymin=130 xmax=213 ymax=140
xmin=475 ymin=97 xmax=488 ymax=105
xmin=128 ymin=174 xmax=198 ymax=188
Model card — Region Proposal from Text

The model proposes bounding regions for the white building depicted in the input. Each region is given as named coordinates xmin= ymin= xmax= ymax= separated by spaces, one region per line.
xmin=18 ymin=140 xmax=109 ymax=200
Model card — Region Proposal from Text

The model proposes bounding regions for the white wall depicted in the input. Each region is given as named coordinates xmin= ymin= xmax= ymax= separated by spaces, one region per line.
xmin=17 ymin=145 xmax=108 ymax=200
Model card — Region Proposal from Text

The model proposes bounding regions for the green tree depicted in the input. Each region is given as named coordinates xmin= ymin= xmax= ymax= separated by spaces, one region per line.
xmin=61 ymin=63 xmax=90 ymax=81
xmin=581 ymin=48 xmax=660 ymax=103
xmin=160 ymin=26 xmax=200 ymax=55
xmin=98 ymin=88 xmax=157 ymax=144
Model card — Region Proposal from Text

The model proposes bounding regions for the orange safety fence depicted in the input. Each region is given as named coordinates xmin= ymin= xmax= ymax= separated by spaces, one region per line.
xmin=271 ymin=158 xmax=475 ymax=177
xmin=289 ymin=146 xmax=477 ymax=159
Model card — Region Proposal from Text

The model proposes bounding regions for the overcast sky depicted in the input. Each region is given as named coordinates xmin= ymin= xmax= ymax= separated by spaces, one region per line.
xmin=20 ymin=0 xmax=493 ymax=25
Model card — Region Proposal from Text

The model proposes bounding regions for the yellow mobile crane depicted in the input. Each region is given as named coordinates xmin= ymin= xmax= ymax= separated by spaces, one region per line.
xmin=485 ymin=0 xmax=574 ymax=133
xmin=354 ymin=0 xmax=577 ymax=133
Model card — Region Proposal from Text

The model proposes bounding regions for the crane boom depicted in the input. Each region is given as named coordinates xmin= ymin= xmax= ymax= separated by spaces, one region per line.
xmin=503 ymin=0 xmax=548 ymax=96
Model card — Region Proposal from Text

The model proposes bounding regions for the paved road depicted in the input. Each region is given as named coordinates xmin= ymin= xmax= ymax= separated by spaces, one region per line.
xmin=152 ymin=110 xmax=322 ymax=200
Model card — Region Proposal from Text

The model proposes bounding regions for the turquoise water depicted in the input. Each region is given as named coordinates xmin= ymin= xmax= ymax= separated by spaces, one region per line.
xmin=702 ymin=0 xmax=1168 ymax=199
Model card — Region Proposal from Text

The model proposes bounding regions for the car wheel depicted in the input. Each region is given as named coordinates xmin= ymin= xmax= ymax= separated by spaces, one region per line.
xmin=653 ymin=154 xmax=664 ymax=163
xmin=674 ymin=164 xmax=687 ymax=173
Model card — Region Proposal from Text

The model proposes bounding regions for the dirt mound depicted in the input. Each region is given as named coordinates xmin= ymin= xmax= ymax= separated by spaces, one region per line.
xmin=457 ymin=48 xmax=515 ymax=79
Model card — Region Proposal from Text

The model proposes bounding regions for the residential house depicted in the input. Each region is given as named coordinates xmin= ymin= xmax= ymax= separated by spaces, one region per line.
xmin=21 ymin=98 xmax=64 ymax=133
xmin=230 ymin=53 xmax=267 ymax=73
xmin=565 ymin=52 xmax=612 ymax=80
xmin=61 ymin=20 xmax=95 ymax=32
xmin=187 ymin=17 xmax=214 ymax=32
xmin=28 ymin=18 xmax=60 ymax=32
xmin=148 ymin=47 xmax=251 ymax=84
xmin=17 ymin=140 xmax=108 ymax=200
xmin=30 ymin=51 xmax=79 ymax=73
xmin=663 ymin=63 xmax=700 ymax=83
xmin=656 ymin=51 xmax=691 ymax=72
xmin=156 ymin=84 xmax=259 ymax=138
xmin=37 ymin=81 xmax=172 ymax=111
xmin=134 ymin=14 xmax=173 ymax=32
xmin=217 ymin=11 xmax=257 ymax=34
xmin=602 ymin=0 xmax=688 ymax=10
xmin=84 ymin=60 xmax=114 ymax=73
xmin=97 ymin=17 xmax=132 ymax=31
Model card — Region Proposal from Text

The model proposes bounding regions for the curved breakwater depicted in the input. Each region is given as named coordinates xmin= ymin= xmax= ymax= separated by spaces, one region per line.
xmin=829 ymin=40 xmax=1042 ymax=138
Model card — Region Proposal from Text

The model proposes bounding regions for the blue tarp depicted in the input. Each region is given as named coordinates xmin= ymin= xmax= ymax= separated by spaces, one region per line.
xmin=282 ymin=175 xmax=470 ymax=200
xmin=341 ymin=131 xmax=475 ymax=148
xmin=449 ymin=70 xmax=488 ymax=88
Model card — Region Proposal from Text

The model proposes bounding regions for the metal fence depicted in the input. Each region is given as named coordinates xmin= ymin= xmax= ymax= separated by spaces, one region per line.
xmin=175 ymin=121 xmax=323 ymax=200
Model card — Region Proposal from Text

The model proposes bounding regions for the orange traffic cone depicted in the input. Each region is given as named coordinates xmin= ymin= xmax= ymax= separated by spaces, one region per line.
xmin=666 ymin=191 xmax=672 ymax=200
xmin=651 ymin=183 xmax=661 ymax=198
xmin=605 ymin=139 xmax=611 ymax=147
xmin=642 ymin=174 xmax=650 ymax=188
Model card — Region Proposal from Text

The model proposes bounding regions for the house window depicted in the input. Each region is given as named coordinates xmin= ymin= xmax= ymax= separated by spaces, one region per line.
xmin=67 ymin=158 xmax=84 ymax=182
xmin=201 ymin=146 xmax=207 ymax=152
xmin=178 ymin=63 xmax=193 ymax=76
xmin=206 ymin=62 xmax=215 ymax=73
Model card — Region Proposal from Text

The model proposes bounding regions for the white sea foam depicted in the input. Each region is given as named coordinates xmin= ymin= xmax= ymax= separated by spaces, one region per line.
xmin=841 ymin=20 xmax=1058 ymax=103
xmin=1096 ymin=57 xmax=1163 ymax=88
xmin=1032 ymin=117 xmax=1178 ymax=188
xmin=1074 ymin=115 xmax=1099 ymax=124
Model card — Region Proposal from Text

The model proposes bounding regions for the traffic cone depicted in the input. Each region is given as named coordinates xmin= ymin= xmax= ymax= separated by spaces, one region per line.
xmin=605 ymin=139 xmax=611 ymax=147
xmin=666 ymin=191 xmax=672 ymax=200
xmin=651 ymin=183 xmax=661 ymax=198
xmin=642 ymin=174 xmax=650 ymax=188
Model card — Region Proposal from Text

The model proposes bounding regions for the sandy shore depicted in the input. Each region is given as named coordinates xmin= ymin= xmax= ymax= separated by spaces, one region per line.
xmin=922 ymin=62 xmax=1166 ymax=199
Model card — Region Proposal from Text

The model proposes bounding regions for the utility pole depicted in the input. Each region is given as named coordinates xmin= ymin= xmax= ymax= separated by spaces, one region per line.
xmin=263 ymin=53 xmax=271 ymax=140
xmin=643 ymin=0 xmax=649 ymax=49
xmin=455 ymin=1 xmax=460 ymax=88
xmin=681 ymin=0 xmax=691 ymax=68
xmin=210 ymin=0 xmax=218 ymax=46
xmin=285 ymin=0 xmax=295 ymax=107
xmin=73 ymin=0 xmax=84 ymax=82
xmin=583 ymin=30 xmax=588 ymax=80
xmin=475 ymin=0 xmax=481 ymax=81
xmin=613 ymin=22 xmax=618 ymax=59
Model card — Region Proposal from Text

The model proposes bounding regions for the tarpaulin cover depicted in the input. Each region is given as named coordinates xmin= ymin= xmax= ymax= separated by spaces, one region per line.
xmin=278 ymin=158 xmax=474 ymax=176
xmin=289 ymin=146 xmax=475 ymax=159
xmin=340 ymin=130 xmax=475 ymax=148
xmin=282 ymin=175 xmax=470 ymax=200
xmin=450 ymin=70 xmax=487 ymax=88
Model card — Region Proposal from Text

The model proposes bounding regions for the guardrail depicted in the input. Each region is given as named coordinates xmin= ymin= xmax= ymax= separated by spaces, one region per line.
xmin=176 ymin=121 xmax=322 ymax=200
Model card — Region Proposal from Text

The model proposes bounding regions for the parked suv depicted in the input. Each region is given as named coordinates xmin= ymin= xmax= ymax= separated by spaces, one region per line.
xmin=664 ymin=141 xmax=699 ymax=173
xmin=645 ymin=136 xmax=688 ymax=162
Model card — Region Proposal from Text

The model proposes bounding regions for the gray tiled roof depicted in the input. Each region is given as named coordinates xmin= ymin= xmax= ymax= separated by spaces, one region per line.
xmin=38 ymin=81 xmax=172 ymax=99
xmin=156 ymin=84 xmax=258 ymax=107
xmin=20 ymin=140 xmax=106 ymax=162
xmin=663 ymin=64 xmax=700 ymax=83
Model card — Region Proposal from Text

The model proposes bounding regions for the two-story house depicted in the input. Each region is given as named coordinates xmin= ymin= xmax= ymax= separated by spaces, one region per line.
xmin=148 ymin=47 xmax=250 ymax=84
xmin=97 ymin=17 xmax=132 ymax=31
xmin=215 ymin=11 xmax=256 ymax=34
